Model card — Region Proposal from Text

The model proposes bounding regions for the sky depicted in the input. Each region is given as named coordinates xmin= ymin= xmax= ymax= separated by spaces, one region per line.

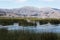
xmin=0 ymin=0 xmax=60 ymax=9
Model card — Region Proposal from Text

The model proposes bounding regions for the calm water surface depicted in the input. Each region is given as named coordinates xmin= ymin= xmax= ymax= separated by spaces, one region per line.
xmin=0 ymin=23 xmax=60 ymax=33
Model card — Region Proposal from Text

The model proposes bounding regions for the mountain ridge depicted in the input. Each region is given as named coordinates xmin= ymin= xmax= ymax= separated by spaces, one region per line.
xmin=0 ymin=6 xmax=60 ymax=18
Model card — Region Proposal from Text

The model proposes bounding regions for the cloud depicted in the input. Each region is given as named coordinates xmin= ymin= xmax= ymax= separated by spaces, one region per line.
xmin=38 ymin=0 xmax=54 ymax=2
xmin=43 ymin=0 xmax=54 ymax=2
xmin=0 ymin=0 xmax=27 ymax=3
xmin=0 ymin=0 xmax=12 ymax=1
xmin=15 ymin=0 xmax=27 ymax=2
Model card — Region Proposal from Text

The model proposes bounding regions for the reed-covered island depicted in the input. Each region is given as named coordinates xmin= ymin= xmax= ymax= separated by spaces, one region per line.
xmin=0 ymin=17 xmax=60 ymax=26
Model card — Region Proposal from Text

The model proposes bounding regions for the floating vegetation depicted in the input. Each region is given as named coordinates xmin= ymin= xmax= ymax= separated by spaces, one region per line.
xmin=49 ymin=19 xmax=60 ymax=25
xmin=39 ymin=19 xmax=48 ymax=25
xmin=19 ymin=21 xmax=37 ymax=26
xmin=39 ymin=18 xmax=60 ymax=25
xmin=0 ymin=18 xmax=60 ymax=26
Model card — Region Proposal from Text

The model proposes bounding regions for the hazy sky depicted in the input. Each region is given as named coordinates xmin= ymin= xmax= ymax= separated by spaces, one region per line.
xmin=0 ymin=0 xmax=60 ymax=9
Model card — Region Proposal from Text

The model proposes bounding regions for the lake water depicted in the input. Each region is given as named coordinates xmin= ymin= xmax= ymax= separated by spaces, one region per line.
xmin=0 ymin=22 xmax=60 ymax=33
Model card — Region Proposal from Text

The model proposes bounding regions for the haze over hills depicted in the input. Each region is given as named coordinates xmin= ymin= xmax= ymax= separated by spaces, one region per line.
xmin=0 ymin=6 xmax=60 ymax=18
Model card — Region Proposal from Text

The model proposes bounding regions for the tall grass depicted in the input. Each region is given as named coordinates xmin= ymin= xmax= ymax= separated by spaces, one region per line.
xmin=0 ymin=18 xmax=37 ymax=26
xmin=0 ymin=28 xmax=59 ymax=40
xmin=0 ymin=18 xmax=60 ymax=26
xmin=39 ymin=18 xmax=60 ymax=25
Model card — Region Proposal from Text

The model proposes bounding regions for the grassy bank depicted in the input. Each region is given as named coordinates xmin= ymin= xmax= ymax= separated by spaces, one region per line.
xmin=0 ymin=18 xmax=37 ymax=26
xmin=0 ymin=28 xmax=58 ymax=40
xmin=39 ymin=18 xmax=60 ymax=25
xmin=0 ymin=17 xmax=60 ymax=26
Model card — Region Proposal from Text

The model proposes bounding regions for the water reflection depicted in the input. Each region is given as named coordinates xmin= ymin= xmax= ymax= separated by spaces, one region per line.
xmin=0 ymin=22 xmax=60 ymax=33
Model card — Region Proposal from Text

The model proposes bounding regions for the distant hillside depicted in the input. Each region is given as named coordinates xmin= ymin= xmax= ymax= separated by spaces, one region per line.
xmin=0 ymin=6 xmax=60 ymax=18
